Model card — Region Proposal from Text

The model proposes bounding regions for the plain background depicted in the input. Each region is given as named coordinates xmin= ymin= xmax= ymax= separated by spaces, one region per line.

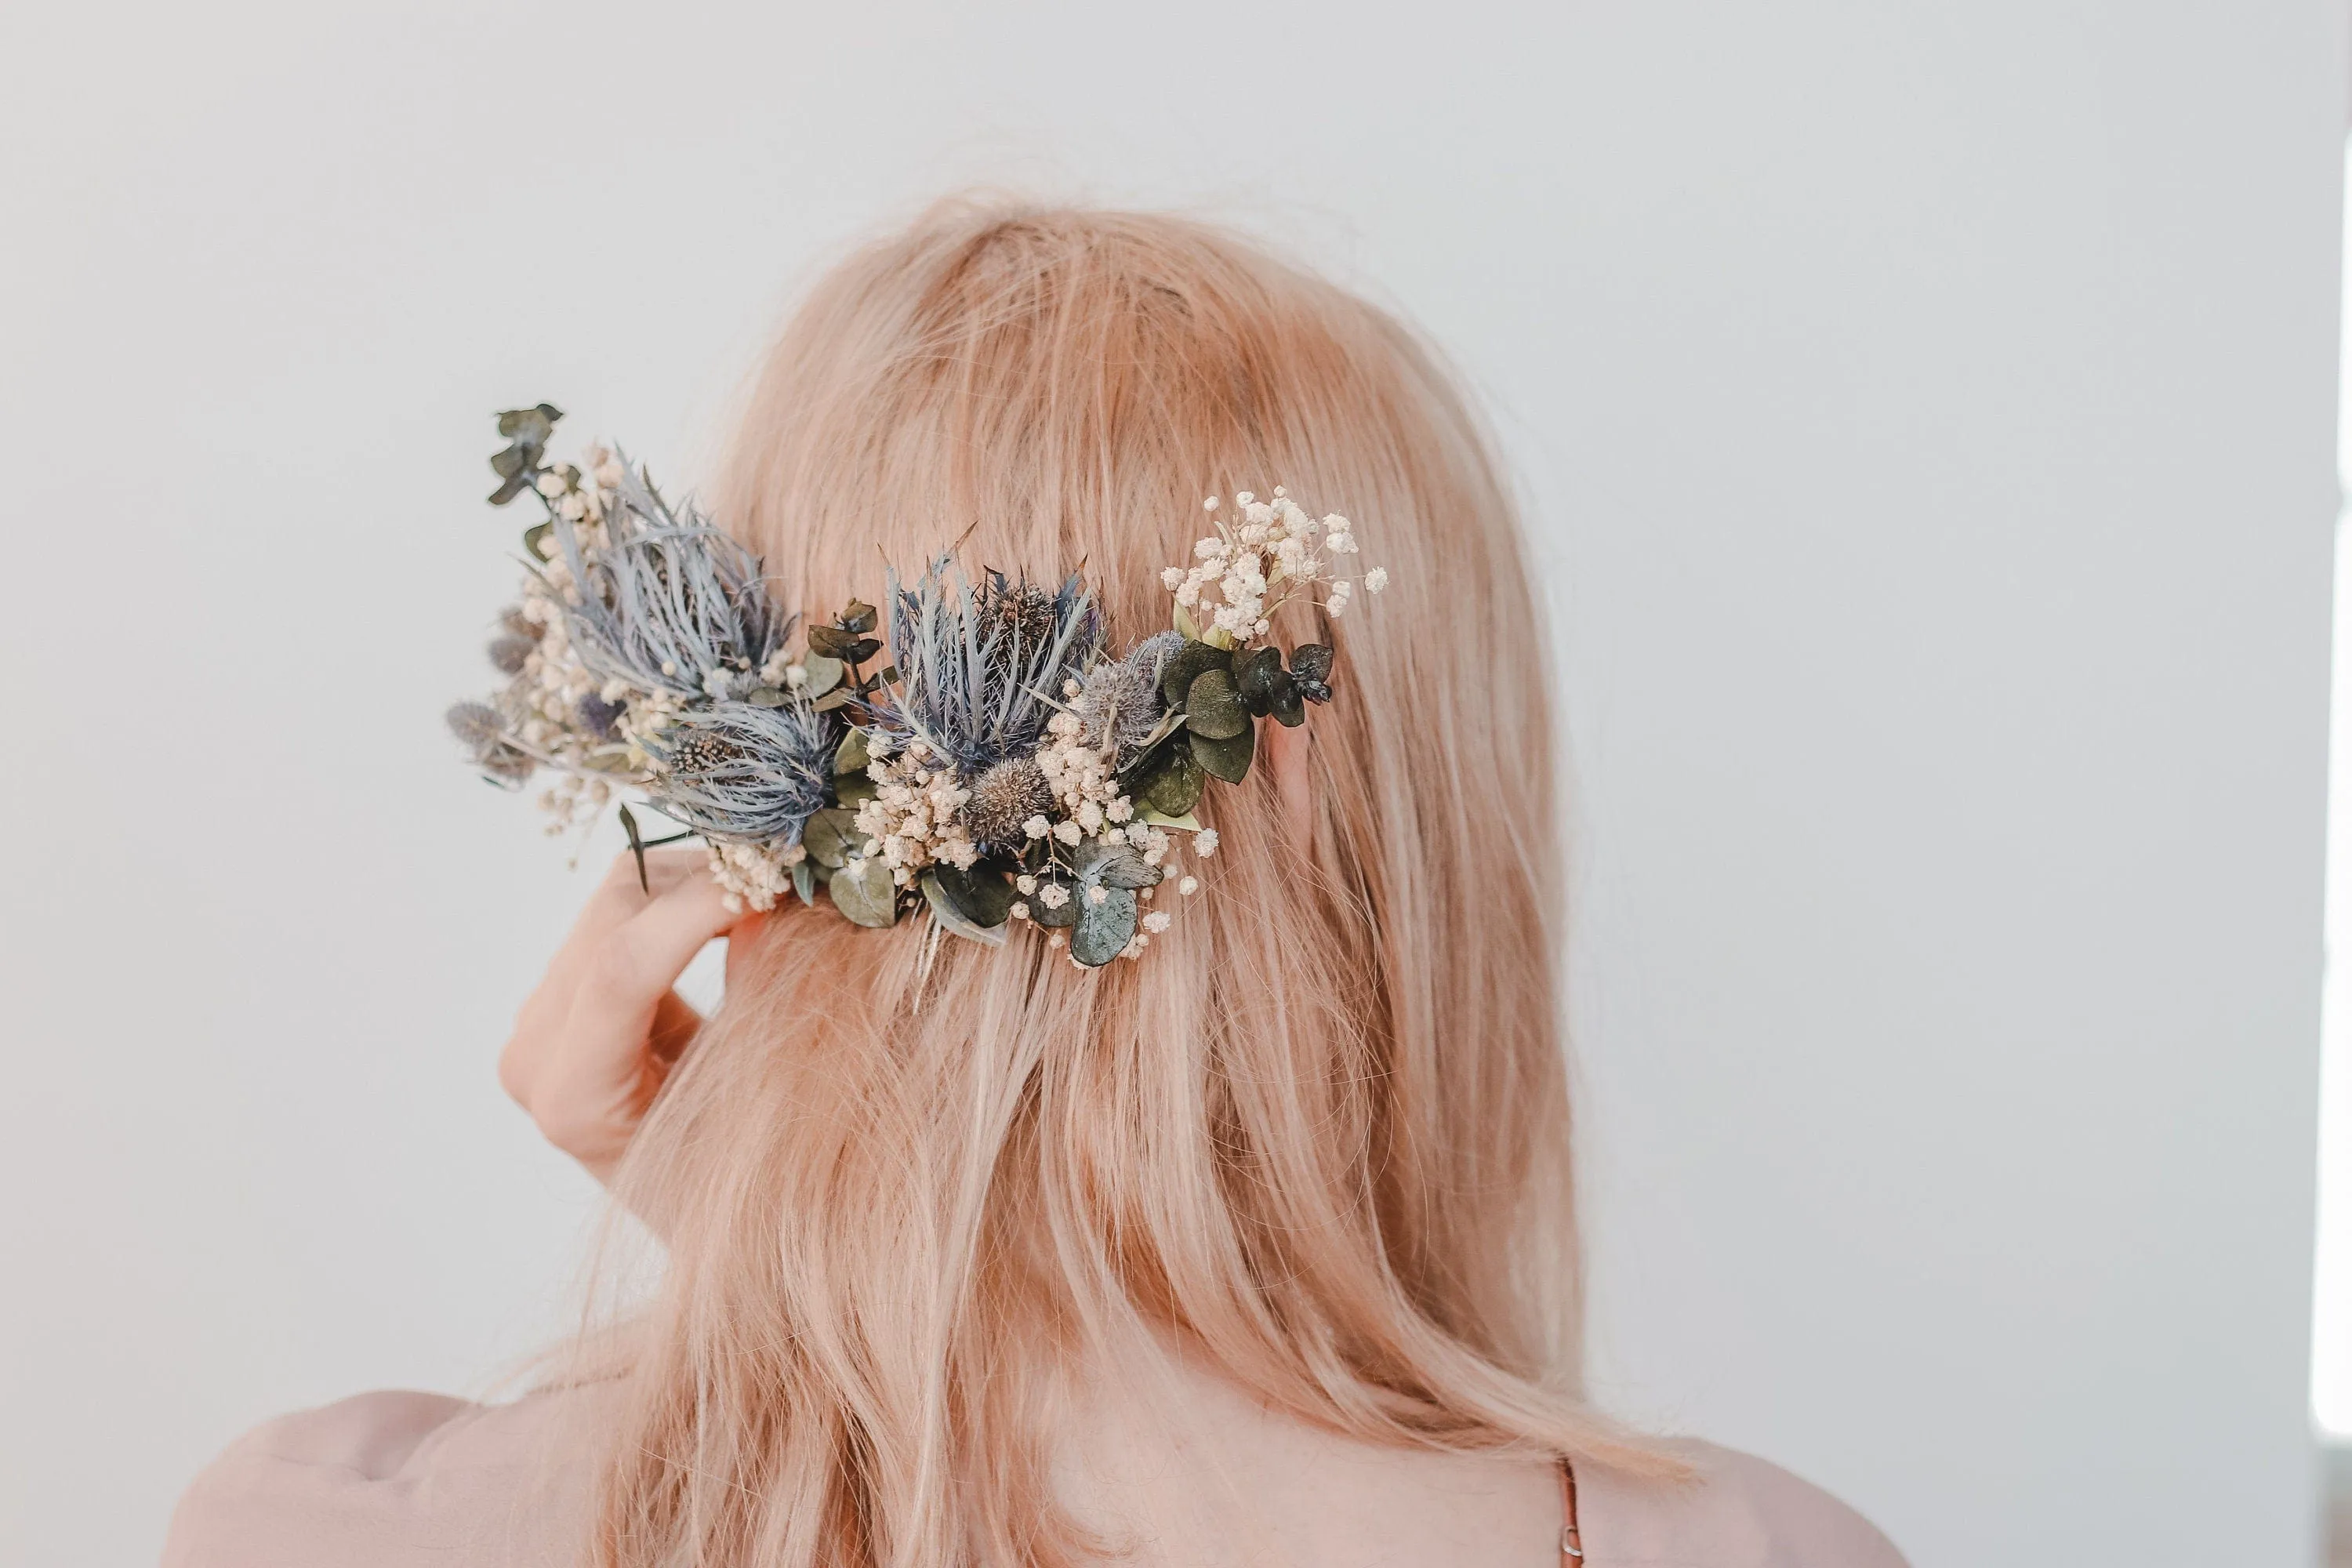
xmin=4 ymin=2 xmax=2346 ymax=1563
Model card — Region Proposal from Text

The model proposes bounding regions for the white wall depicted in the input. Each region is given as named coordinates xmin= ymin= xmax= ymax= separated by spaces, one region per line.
xmin=2 ymin=3 xmax=2340 ymax=1564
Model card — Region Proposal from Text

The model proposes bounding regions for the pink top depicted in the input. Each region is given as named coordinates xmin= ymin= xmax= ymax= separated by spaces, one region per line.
xmin=163 ymin=1385 xmax=1908 ymax=1567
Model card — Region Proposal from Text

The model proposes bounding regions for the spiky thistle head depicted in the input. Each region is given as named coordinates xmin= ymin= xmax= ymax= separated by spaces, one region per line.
xmin=543 ymin=458 xmax=795 ymax=703
xmin=642 ymin=699 xmax=837 ymax=847
xmin=868 ymin=560 xmax=1101 ymax=779
xmin=1076 ymin=630 xmax=1184 ymax=762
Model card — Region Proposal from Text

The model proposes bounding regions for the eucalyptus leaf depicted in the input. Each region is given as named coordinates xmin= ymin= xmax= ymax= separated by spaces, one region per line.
xmin=1137 ymin=807 xmax=1200 ymax=831
xmin=1076 ymin=838 xmax=1160 ymax=891
xmin=1235 ymin=647 xmax=1295 ymax=717
xmin=811 ymin=688 xmax=853 ymax=713
xmin=521 ymin=520 xmax=554 ymax=560
xmin=1191 ymin=722 xmax=1254 ymax=784
xmin=1069 ymin=886 xmax=1139 ymax=967
xmin=922 ymin=869 xmax=1012 ymax=946
xmin=834 ymin=728 xmax=870 ymax=775
xmin=827 ymin=857 xmax=898 ymax=928
xmin=1173 ymin=599 xmax=1202 ymax=641
xmin=1270 ymin=684 xmax=1306 ymax=727
xmin=1030 ymin=870 xmax=1080 ymax=927
xmin=802 ymin=807 xmax=864 ymax=869
xmin=806 ymin=624 xmax=855 ymax=658
xmin=791 ymin=858 xmax=817 ymax=907
xmin=833 ymin=770 xmax=877 ymax=808
xmin=1137 ymin=742 xmax=1204 ymax=816
xmin=1158 ymin=640 xmax=1232 ymax=709
xmin=922 ymin=869 xmax=1016 ymax=945
xmin=840 ymin=599 xmax=879 ymax=635
xmin=1184 ymin=667 xmax=1249 ymax=739
xmin=800 ymin=654 xmax=844 ymax=698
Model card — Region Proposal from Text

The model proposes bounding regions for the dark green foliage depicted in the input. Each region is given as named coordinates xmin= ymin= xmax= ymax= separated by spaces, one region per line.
xmin=1191 ymin=722 xmax=1254 ymax=783
xmin=1070 ymin=886 xmax=1138 ymax=967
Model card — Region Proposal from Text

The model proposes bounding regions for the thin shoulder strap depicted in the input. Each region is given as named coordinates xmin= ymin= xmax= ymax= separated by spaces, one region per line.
xmin=1559 ymin=1458 xmax=1585 ymax=1563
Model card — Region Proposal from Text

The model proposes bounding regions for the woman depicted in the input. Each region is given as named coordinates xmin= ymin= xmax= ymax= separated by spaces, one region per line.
xmin=165 ymin=204 xmax=1906 ymax=1566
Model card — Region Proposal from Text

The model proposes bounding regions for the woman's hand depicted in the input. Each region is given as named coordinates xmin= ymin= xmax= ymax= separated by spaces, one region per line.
xmin=499 ymin=848 xmax=760 ymax=1183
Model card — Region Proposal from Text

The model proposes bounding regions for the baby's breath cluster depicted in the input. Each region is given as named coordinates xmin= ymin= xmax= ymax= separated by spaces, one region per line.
xmin=855 ymin=736 xmax=982 ymax=884
xmin=1160 ymin=488 xmax=1385 ymax=648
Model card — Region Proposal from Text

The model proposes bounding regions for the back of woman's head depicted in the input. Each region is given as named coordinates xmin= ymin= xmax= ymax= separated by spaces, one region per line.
xmin=596 ymin=201 xmax=1625 ymax=1568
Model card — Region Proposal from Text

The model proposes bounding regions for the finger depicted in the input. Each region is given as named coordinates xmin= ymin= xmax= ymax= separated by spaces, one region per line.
xmin=580 ymin=872 xmax=742 ymax=1020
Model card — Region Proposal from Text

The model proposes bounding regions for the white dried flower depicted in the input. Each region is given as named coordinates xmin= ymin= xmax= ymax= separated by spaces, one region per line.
xmin=1023 ymin=815 xmax=1051 ymax=840
xmin=1016 ymin=874 xmax=1037 ymax=895
xmin=1162 ymin=567 xmax=1185 ymax=590
xmin=1142 ymin=910 xmax=1172 ymax=934
xmin=1364 ymin=567 xmax=1389 ymax=593
xmin=1203 ymin=495 xmax=1220 ymax=511
xmin=1179 ymin=876 xmax=1199 ymax=895
xmin=1192 ymin=829 xmax=1219 ymax=857
xmin=1054 ymin=820 xmax=1082 ymax=846
xmin=1086 ymin=885 xmax=1109 ymax=906
xmin=1010 ymin=902 xmax=1030 ymax=921
xmin=1038 ymin=884 xmax=1070 ymax=910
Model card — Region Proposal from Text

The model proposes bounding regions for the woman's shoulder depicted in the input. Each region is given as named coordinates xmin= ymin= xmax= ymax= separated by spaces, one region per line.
xmin=1580 ymin=1439 xmax=1908 ymax=1567
xmin=162 ymin=1382 xmax=611 ymax=1568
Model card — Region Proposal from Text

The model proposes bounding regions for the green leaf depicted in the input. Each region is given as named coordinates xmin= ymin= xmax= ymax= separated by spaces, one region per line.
xmin=931 ymin=862 xmax=1017 ymax=927
xmin=802 ymin=807 xmax=865 ymax=869
xmin=800 ymin=654 xmax=844 ymax=698
xmin=834 ymin=728 xmax=870 ymax=775
xmin=744 ymin=685 xmax=789 ymax=708
xmin=922 ymin=869 xmax=1012 ymax=946
xmin=1069 ymin=886 xmax=1139 ymax=967
xmin=1029 ymin=870 xmax=1080 ymax=927
xmin=791 ymin=858 xmax=817 ymax=907
xmin=1076 ymin=837 xmax=1161 ymax=891
xmin=827 ymin=857 xmax=898 ymax=927
xmin=1158 ymin=640 xmax=1232 ymax=709
xmin=1270 ymin=684 xmax=1306 ymax=728
xmin=1191 ymin=723 xmax=1254 ymax=784
xmin=811 ymin=687 xmax=853 ymax=713
xmin=1137 ymin=807 xmax=1200 ymax=831
xmin=833 ymin=770 xmax=877 ymax=808
xmin=521 ymin=520 xmax=554 ymax=560
xmin=496 ymin=404 xmax=562 ymax=441
xmin=1184 ymin=667 xmax=1249 ymax=739
xmin=839 ymin=599 xmax=879 ymax=635
xmin=1173 ymin=599 xmax=1202 ymax=641
xmin=1235 ymin=647 xmax=1298 ymax=719
xmin=1132 ymin=739 xmax=1203 ymax=816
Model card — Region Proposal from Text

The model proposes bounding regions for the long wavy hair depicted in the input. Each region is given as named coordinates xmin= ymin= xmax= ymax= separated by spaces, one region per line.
xmin=580 ymin=201 xmax=1653 ymax=1568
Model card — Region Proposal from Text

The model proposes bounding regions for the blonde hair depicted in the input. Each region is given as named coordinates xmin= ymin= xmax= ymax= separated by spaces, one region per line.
xmin=586 ymin=201 xmax=1646 ymax=1568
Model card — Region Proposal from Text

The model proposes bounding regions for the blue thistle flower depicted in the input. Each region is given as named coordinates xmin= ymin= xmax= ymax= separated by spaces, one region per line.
xmin=542 ymin=459 xmax=793 ymax=702
xmin=642 ymin=699 xmax=835 ymax=848
xmin=867 ymin=561 xmax=1102 ymax=779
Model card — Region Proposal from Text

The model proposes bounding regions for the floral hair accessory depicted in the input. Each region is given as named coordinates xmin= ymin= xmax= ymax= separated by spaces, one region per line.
xmin=449 ymin=408 xmax=1383 ymax=967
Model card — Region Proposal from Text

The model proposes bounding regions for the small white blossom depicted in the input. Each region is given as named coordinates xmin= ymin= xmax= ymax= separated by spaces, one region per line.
xmin=1192 ymin=829 xmax=1219 ymax=857
xmin=1010 ymin=902 xmax=1029 ymax=920
xmin=1143 ymin=911 xmax=1172 ymax=934
xmin=1023 ymin=815 xmax=1051 ymax=840
xmin=1364 ymin=567 xmax=1388 ymax=593
xmin=1016 ymin=874 xmax=1037 ymax=895
xmin=1086 ymin=885 xmax=1109 ymax=906
xmin=1054 ymin=819 xmax=1083 ymax=846
xmin=1179 ymin=876 xmax=1199 ymax=895
xmin=1038 ymin=884 xmax=1070 ymax=910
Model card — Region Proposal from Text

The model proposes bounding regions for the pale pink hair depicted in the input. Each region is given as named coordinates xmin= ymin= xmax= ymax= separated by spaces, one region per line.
xmin=583 ymin=201 xmax=1660 ymax=1568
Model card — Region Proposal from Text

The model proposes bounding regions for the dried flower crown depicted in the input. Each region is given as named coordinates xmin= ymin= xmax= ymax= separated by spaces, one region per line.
xmin=448 ymin=405 xmax=1385 ymax=967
